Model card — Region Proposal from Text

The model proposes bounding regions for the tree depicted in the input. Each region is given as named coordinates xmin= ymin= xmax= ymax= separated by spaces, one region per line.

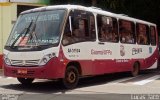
xmin=92 ymin=0 xmax=97 ymax=6
xmin=50 ymin=0 xmax=160 ymax=34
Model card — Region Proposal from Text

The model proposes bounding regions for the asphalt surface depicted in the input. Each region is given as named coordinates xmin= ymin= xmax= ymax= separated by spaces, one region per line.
xmin=0 ymin=69 xmax=160 ymax=100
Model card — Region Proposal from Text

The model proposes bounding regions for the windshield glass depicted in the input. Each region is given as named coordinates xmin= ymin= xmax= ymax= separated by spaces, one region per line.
xmin=5 ymin=9 xmax=65 ymax=49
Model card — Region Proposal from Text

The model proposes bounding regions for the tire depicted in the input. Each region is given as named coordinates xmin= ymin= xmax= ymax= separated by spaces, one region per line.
xmin=131 ymin=62 xmax=140 ymax=77
xmin=62 ymin=66 xmax=79 ymax=89
xmin=17 ymin=78 xmax=34 ymax=85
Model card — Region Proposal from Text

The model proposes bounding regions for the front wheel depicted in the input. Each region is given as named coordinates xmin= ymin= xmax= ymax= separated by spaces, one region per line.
xmin=62 ymin=66 xmax=79 ymax=89
xmin=17 ymin=78 xmax=34 ymax=85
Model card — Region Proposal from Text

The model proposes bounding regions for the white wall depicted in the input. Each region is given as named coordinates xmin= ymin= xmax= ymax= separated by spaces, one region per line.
xmin=0 ymin=3 xmax=17 ymax=54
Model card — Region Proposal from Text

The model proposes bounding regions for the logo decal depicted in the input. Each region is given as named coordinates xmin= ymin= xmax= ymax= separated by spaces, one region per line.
xmin=120 ymin=45 xmax=125 ymax=56
xmin=149 ymin=47 xmax=152 ymax=53
xmin=91 ymin=49 xmax=112 ymax=55
xmin=132 ymin=48 xmax=142 ymax=55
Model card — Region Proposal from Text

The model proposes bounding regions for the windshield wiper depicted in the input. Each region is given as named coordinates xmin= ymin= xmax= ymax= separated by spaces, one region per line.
xmin=10 ymin=20 xmax=34 ymax=49
xmin=10 ymin=11 xmax=41 ymax=49
xmin=21 ymin=12 xmax=41 ymax=48
xmin=28 ymin=23 xmax=38 ymax=45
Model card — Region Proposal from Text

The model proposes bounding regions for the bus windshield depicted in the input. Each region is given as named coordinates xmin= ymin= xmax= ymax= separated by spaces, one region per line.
xmin=5 ymin=9 xmax=66 ymax=50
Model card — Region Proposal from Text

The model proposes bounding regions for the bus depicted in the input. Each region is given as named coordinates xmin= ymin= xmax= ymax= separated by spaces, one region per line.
xmin=3 ymin=5 xmax=159 ymax=89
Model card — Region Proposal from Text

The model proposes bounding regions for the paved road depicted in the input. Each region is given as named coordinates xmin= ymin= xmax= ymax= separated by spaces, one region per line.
xmin=0 ymin=69 xmax=160 ymax=100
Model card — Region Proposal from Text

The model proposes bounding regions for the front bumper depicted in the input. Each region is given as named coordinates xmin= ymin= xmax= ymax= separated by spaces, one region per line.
xmin=4 ymin=58 xmax=65 ymax=79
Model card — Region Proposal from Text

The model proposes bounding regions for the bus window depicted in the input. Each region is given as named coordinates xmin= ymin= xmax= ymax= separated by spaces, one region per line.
xmin=119 ymin=20 xmax=135 ymax=44
xmin=89 ymin=16 xmax=96 ymax=39
xmin=62 ymin=10 xmax=96 ymax=45
xmin=62 ymin=19 xmax=73 ymax=45
xmin=136 ymin=23 xmax=149 ymax=45
xmin=97 ymin=15 xmax=118 ymax=42
xmin=150 ymin=26 xmax=156 ymax=45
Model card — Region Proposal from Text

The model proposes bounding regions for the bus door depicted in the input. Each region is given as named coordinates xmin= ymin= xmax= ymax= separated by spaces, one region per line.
xmin=62 ymin=9 xmax=96 ymax=75
xmin=93 ymin=15 xmax=119 ymax=74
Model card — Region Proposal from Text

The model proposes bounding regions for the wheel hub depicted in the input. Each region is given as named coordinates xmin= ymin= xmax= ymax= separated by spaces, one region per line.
xmin=67 ymin=71 xmax=76 ymax=83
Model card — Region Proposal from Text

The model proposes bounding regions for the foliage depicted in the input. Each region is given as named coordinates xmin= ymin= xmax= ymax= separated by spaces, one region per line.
xmin=50 ymin=0 xmax=160 ymax=33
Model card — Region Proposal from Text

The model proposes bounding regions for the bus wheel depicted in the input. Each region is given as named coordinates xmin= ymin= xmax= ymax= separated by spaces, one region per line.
xmin=17 ymin=78 xmax=34 ymax=85
xmin=62 ymin=66 xmax=79 ymax=89
xmin=131 ymin=62 xmax=140 ymax=77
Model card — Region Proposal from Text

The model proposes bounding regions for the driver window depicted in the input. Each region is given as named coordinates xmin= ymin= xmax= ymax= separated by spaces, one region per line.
xmin=62 ymin=10 xmax=96 ymax=46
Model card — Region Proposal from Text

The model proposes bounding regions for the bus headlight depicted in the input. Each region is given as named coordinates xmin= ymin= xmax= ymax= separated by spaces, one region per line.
xmin=4 ymin=55 xmax=11 ymax=65
xmin=39 ymin=53 xmax=56 ymax=66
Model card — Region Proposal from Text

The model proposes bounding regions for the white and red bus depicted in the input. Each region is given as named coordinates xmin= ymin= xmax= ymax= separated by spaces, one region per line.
xmin=3 ymin=5 xmax=159 ymax=88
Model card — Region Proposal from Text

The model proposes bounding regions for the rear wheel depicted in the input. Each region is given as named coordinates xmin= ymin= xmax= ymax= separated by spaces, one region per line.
xmin=131 ymin=62 xmax=140 ymax=77
xmin=62 ymin=66 xmax=79 ymax=89
xmin=17 ymin=78 xmax=34 ymax=85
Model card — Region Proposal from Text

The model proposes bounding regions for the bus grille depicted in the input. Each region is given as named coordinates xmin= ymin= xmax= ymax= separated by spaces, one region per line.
xmin=10 ymin=60 xmax=40 ymax=66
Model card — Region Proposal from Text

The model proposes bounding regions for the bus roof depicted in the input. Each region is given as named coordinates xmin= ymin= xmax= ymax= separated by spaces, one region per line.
xmin=21 ymin=5 xmax=156 ymax=26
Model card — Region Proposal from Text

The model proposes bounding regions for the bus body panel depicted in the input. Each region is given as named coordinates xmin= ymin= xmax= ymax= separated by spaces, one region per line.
xmin=3 ymin=47 xmax=67 ymax=79
xmin=3 ymin=44 xmax=159 ymax=79
xmin=4 ymin=57 xmax=65 ymax=79
xmin=62 ymin=41 xmax=158 ymax=75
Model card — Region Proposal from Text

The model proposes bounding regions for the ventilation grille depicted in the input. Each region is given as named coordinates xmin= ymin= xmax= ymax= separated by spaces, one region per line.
xmin=11 ymin=60 xmax=40 ymax=66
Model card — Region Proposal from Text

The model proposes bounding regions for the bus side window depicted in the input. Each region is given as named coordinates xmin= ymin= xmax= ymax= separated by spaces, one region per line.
xmin=72 ymin=10 xmax=96 ymax=43
xmin=72 ymin=18 xmax=86 ymax=42
xmin=119 ymin=20 xmax=135 ymax=44
xmin=62 ymin=10 xmax=96 ymax=46
xmin=62 ymin=19 xmax=73 ymax=45
xmin=136 ymin=23 xmax=149 ymax=45
xmin=150 ymin=26 xmax=156 ymax=45
xmin=89 ymin=15 xmax=96 ymax=40
xmin=97 ymin=15 xmax=118 ymax=42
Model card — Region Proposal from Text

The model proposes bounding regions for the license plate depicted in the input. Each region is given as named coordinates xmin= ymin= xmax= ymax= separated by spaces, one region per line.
xmin=17 ymin=69 xmax=27 ymax=74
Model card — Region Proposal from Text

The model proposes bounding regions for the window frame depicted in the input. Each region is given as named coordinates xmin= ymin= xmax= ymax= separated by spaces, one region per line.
xmin=136 ymin=23 xmax=150 ymax=45
xmin=97 ymin=14 xmax=119 ymax=43
xmin=119 ymin=19 xmax=136 ymax=44
xmin=62 ymin=9 xmax=96 ymax=46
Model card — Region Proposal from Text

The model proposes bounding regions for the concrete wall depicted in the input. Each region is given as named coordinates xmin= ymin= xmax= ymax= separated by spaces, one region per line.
xmin=0 ymin=3 xmax=17 ymax=68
